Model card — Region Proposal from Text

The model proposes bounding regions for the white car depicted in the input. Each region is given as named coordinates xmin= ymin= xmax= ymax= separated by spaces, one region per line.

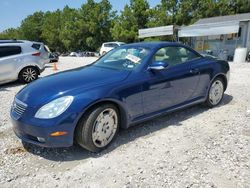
xmin=0 ymin=40 xmax=49 ymax=84
xmin=100 ymin=42 xmax=125 ymax=56
xmin=69 ymin=52 xmax=80 ymax=57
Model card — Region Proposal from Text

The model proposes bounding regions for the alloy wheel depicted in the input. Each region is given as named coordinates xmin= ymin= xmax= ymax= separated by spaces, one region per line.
xmin=22 ymin=68 xmax=37 ymax=82
xmin=209 ymin=80 xmax=224 ymax=106
xmin=92 ymin=108 xmax=118 ymax=148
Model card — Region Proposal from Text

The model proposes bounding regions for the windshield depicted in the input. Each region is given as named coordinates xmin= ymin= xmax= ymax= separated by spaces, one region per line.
xmin=94 ymin=46 xmax=150 ymax=70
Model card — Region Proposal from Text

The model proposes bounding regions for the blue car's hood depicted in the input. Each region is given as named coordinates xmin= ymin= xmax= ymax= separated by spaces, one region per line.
xmin=16 ymin=65 xmax=130 ymax=105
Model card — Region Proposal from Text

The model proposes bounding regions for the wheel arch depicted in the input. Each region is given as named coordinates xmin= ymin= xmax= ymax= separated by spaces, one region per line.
xmin=74 ymin=98 xmax=129 ymax=134
xmin=18 ymin=65 xmax=41 ymax=77
xmin=205 ymin=73 xmax=228 ymax=100
xmin=212 ymin=73 xmax=228 ymax=91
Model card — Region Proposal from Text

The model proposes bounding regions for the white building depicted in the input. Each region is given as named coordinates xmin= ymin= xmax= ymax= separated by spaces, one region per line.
xmin=139 ymin=13 xmax=250 ymax=60
xmin=178 ymin=13 xmax=250 ymax=59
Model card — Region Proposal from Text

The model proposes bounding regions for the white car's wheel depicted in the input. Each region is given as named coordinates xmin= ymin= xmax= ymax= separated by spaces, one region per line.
xmin=19 ymin=67 xmax=39 ymax=83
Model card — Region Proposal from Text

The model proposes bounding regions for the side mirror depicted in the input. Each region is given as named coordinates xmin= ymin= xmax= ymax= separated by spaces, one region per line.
xmin=148 ymin=61 xmax=169 ymax=71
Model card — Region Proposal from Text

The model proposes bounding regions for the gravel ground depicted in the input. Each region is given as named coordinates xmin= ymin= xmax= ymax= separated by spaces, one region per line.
xmin=0 ymin=57 xmax=249 ymax=188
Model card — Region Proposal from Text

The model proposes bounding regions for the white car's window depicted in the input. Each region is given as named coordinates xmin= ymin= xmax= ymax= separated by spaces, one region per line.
xmin=0 ymin=46 xmax=22 ymax=58
xmin=104 ymin=43 xmax=119 ymax=48
xmin=31 ymin=43 xmax=41 ymax=50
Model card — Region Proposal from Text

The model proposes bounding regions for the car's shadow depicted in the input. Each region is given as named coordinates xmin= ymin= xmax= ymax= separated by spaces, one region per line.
xmin=0 ymin=81 xmax=24 ymax=91
xmin=0 ymin=74 xmax=51 ymax=91
xmin=0 ymin=80 xmax=25 ymax=92
xmin=23 ymin=94 xmax=233 ymax=161
xmin=0 ymin=66 xmax=53 ymax=91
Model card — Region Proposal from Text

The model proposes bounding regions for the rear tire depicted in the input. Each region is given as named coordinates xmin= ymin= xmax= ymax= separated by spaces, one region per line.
xmin=75 ymin=104 xmax=120 ymax=152
xmin=19 ymin=66 xmax=39 ymax=83
xmin=205 ymin=78 xmax=225 ymax=107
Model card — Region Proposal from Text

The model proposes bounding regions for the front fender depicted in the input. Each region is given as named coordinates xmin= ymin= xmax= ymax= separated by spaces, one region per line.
xmin=205 ymin=72 xmax=228 ymax=99
xmin=72 ymin=93 xmax=129 ymax=131
xmin=16 ymin=63 xmax=44 ymax=76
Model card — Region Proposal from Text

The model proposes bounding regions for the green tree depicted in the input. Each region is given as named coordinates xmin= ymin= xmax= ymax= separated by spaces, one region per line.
xmin=1 ymin=0 xmax=250 ymax=51
xmin=131 ymin=0 xmax=150 ymax=29
xmin=19 ymin=11 xmax=44 ymax=41
xmin=59 ymin=6 xmax=80 ymax=51
xmin=41 ymin=10 xmax=63 ymax=51
xmin=0 ymin=28 xmax=20 ymax=39
xmin=220 ymin=0 xmax=250 ymax=15
xmin=78 ymin=0 xmax=115 ymax=50
xmin=111 ymin=0 xmax=150 ymax=43
xmin=147 ymin=5 xmax=167 ymax=28
xmin=111 ymin=5 xmax=137 ymax=42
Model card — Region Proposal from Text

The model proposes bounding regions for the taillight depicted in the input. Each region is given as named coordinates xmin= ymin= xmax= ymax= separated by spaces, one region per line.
xmin=32 ymin=52 xmax=41 ymax=56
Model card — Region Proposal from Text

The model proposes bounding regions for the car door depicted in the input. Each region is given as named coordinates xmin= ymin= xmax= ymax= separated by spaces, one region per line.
xmin=142 ymin=46 xmax=202 ymax=115
xmin=0 ymin=46 xmax=22 ymax=82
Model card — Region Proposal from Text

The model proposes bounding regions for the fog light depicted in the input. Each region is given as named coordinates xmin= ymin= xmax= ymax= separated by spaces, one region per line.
xmin=37 ymin=137 xmax=46 ymax=143
xmin=50 ymin=131 xmax=68 ymax=137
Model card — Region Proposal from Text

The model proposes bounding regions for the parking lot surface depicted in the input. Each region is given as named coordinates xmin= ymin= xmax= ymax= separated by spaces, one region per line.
xmin=0 ymin=58 xmax=249 ymax=187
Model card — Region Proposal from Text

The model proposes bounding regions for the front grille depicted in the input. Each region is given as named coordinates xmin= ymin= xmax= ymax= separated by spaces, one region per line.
xmin=13 ymin=98 xmax=27 ymax=116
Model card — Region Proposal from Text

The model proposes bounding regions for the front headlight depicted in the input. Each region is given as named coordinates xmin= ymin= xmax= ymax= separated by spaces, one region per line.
xmin=35 ymin=96 xmax=74 ymax=119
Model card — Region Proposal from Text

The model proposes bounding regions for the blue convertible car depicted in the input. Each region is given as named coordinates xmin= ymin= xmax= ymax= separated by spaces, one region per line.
xmin=11 ymin=42 xmax=230 ymax=152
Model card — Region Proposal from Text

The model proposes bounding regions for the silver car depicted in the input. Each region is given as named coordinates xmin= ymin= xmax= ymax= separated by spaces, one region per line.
xmin=0 ymin=40 xmax=49 ymax=84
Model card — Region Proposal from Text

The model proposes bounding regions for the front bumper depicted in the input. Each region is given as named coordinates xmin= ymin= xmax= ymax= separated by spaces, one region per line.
xmin=11 ymin=112 xmax=76 ymax=148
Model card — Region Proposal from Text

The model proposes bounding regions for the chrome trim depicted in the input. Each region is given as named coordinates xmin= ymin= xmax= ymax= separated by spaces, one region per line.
xmin=148 ymin=65 xmax=165 ymax=70
xmin=15 ymin=98 xmax=28 ymax=107
xmin=12 ymin=98 xmax=27 ymax=116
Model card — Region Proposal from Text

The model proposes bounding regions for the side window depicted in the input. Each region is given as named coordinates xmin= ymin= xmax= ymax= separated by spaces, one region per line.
xmin=153 ymin=46 xmax=200 ymax=67
xmin=31 ymin=43 xmax=41 ymax=50
xmin=104 ymin=43 xmax=119 ymax=48
xmin=0 ymin=46 xmax=22 ymax=58
xmin=112 ymin=43 xmax=119 ymax=48
xmin=177 ymin=47 xmax=200 ymax=62
xmin=104 ymin=43 xmax=112 ymax=47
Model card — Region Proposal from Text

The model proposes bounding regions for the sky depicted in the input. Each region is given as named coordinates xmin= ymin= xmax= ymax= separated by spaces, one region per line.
xmin=0 ymin=0 xmax=161 ymax=32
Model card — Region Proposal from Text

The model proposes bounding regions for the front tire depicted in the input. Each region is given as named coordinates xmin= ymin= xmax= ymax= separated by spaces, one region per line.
xmin=205 ymin=78 xmax=225 ymax=107
xmin=75 ymin=104 xmax=120 ymax=152
xmin=19 ymin=67 xmax=39 ymax=83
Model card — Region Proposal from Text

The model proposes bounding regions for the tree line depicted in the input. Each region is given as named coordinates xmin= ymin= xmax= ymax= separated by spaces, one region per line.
xmin=0 ymin=0 xmax=249 ymax=52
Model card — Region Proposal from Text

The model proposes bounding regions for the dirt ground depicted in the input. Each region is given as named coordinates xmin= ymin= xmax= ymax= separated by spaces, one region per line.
xmin=0 ymin=57 xmax=249 ymax=188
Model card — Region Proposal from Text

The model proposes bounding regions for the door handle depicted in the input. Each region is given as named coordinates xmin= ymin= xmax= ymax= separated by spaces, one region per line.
xmin=190 ymin=68 xmax=199 ymax=74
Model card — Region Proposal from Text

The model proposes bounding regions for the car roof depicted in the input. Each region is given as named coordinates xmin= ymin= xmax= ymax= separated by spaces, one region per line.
xmin=122 ymin=41 xmax=183 ymax=49
xmin=0 ymin=40 xmax=43 ymax=45
xmin=0 ymin=40 xmax=24 ymax=44
xmin=0 ymin=42 xmax=27 ymax=47
xmin=121 ymin=41 xmax=201 ymax=56
xmin=104 ymin=41 xmax=124 ymax=44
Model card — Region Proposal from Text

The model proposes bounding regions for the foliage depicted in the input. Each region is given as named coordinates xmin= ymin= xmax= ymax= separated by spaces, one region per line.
xmin=0 ymin=28 xmax=20 ymax=39
xmin=0 ymin=0 xmax=249 ymax=51
xmin=78 ymin=0 xmax=115 ymax=51
xmin=19 ymin=11 xmax=45 ymax=41
xmin=111 ymin=0 xmax=150 ymax=43
xmin=41 ymin=10 xmax=63 ymax=51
